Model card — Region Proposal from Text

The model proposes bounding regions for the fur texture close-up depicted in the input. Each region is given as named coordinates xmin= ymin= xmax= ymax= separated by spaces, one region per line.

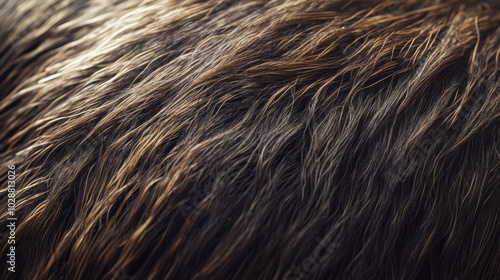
xmin=0 ymin=0 xmax=499 ymax=279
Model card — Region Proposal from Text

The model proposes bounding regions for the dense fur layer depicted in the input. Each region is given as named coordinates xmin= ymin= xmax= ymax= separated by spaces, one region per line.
xmin=1 ymin=0 xmax=499 ymax=279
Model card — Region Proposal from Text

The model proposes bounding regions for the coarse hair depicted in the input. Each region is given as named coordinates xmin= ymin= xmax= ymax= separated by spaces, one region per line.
xmin=1 ymin=0 xmax=499 ymax=279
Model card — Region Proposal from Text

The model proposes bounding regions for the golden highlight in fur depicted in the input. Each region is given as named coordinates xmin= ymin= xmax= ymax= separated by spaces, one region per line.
xmin=0 ymin=0 xmax=499 ymax=279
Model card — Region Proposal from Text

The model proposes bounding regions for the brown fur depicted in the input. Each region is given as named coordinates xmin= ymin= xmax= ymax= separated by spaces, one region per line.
xmin=1 ymin=0 xmax=499 ymax=279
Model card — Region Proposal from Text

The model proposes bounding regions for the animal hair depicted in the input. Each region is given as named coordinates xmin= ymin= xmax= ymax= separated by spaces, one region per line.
xmin=0 ymin=0 xmax=499 ymax=279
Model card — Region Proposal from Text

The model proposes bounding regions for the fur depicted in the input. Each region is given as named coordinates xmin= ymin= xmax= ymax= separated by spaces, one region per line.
xmin=1 ymin=0 xmax=499 ymax=279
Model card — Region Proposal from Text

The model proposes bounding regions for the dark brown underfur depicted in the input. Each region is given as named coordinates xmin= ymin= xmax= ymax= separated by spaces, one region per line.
xmin=1 ymin=0 xmax=499 ymax=279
